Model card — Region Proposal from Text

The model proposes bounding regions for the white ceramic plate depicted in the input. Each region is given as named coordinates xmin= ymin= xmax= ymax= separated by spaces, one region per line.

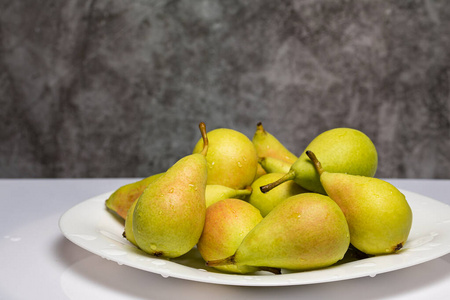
xmin=59 ymin=189 xmax=450 ymax=286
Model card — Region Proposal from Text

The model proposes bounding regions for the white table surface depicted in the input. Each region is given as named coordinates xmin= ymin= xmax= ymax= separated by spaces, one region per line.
xmin=1 ymin=178 xmax=449 ymax=300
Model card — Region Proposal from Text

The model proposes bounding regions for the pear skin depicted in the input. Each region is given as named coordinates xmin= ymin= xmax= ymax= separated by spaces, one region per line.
xmin=249 ymin=173 xmax=306 ymax=216
xmin=105 ymin=173 xmax=164 ymax=219
xmin=254 ymin=163 xmax=267 ymax=180
xmin=307 ymin=150 xmax=412 ymax=255
xmin=208 ymin=193 xmax=350 ymax=271
xmin=259 ymin=156 xmax=292 ymax=174
xmin=133 ymin=123 xmax=209 ymax=258
xmin=252 ymin=122 xmax=297 ymax=164
xmin=123 ymin=199 xmax=138 ymax=246
xmin=198 ymin=198 xmax=263 ymax=274
xmin=261 ymin=128 xmax=378 ymax=195
xmin=193 ymin=128 xmax=258 ymax=189
xmin=205 ymin=185 xmax=252 ymax=208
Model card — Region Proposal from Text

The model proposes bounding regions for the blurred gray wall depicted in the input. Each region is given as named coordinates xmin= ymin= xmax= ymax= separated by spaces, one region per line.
xmin=1 ymin=0 xmax=449 ymax=179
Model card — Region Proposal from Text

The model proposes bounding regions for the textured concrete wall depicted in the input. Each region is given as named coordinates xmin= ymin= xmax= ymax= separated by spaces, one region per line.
xmin=1 ymin=0 xmax=449 ymax=178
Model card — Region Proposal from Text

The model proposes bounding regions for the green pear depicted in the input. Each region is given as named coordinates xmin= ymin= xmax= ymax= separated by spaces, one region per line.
xmin=252 ymin=122 xmax=297 ymax=164
xmin=133 ymin=122 xmax=209 ymax=258
xmin=205 ymin=185 xmax=252 ymax=208
xmin=207 ymin=193 xmax=350 ymax=271
xmin=259 ymin=156 xmax=292 ymax=174
xmin=193 ymin=127 xmax=258 ymax=189
xmin=261 ymin=128 xmax=378 ymax=195
xmin=248 ymin=173 xmax=306 ymax=216
xmin=198 ymin=198 xmax=263 ymax=274
xmin=105 ymin=173 xmax=164 ymax=219
xmin=123 ymin=199 xmax=138 ymax=246
xmin=307 ymin=150 xmax=412 ymax=255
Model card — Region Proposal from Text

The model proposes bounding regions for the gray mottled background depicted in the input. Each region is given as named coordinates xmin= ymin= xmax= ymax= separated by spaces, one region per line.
xmin=1 ymin=0 xmax=449 ymax=179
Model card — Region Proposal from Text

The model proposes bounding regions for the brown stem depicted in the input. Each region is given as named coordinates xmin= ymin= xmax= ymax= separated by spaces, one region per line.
xmin=256 ymin=122 xmax=266 ymax=134
xmin=207 ymin=256 xmax=282 ymax=275
xmin=305 ymin=150 xmax=324 ymax=175
xmin=259 ymin=170 xmax=296 ymax=193
xmin=199 ymin=122 xmax=209 ymax=156
xmin=206 ymin=255 xmax=235 ymax=267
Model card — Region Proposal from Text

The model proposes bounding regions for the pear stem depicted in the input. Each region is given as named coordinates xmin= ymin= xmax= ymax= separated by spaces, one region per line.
xmin=206 ymin=256 xmax=282 ymax=275
xmin=259 ymin=170 xmax=296 ymax=194
xmin=306 ymin=150 xmax=324 ymax=175
xmin=199 ymin=122 xmax=209 ymax=156
xmin=256 ymin=122 xmax=266 ymax=134
xmin=237 ymin=186 xmax=253 ymax=197
xmin=206 ymin=255 xmax=235 ymax=267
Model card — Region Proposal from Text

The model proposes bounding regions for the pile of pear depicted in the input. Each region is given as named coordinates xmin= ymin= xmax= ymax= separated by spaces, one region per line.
xmin=105 ymin=121 xmax=413 ymax=274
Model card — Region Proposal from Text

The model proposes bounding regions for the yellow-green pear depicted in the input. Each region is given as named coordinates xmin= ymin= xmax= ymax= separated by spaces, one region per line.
xmin=123 ymin=175 xmax=168 ymax=247
xmin=133 ymin=123 xmax=209 ymax=258
xmin=205 ymin=185 xmax=252 ymax=208
xmin=105 ymin=173 xmax=164 ymax=219
xmin=198 ymin=198 xmax=263 ymax=274
xmin=207 ymin=193 xmax=350 ymax=271
xmin=259 ymin=156 xmax=292 ymax=174
xmin=123 ymin=199 xmax=138 ymax=246
xmin=248 ymin=173 xmax=306 ymax=216
xmin=252 ymin=122 xmax=297 ymax=164
xmin=261 ymin=128 xmax=378 ymax=195
xmin=193 ymin=127 xmax=258 ymax=189
xmin=307 ymin=151 xmax=412 ymax=255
